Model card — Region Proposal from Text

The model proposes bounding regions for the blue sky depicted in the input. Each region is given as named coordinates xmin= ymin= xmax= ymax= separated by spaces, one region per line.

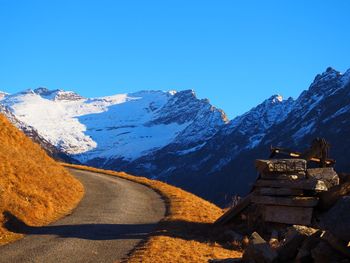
xmin=0 ymin=0 xmax=349 ymax=118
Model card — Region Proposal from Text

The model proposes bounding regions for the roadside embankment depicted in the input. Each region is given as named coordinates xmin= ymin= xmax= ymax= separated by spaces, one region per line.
xmin=62 ymin=163 xmax=242 ymax=262
xmin=0 ymin=114 xmax=84 ymax=245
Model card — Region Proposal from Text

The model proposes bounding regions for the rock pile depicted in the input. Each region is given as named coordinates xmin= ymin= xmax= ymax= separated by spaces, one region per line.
xmin=215 ymin=158 xmax=350 ymax=262
xmin=253 ymin=159 xmax=332 ymax=226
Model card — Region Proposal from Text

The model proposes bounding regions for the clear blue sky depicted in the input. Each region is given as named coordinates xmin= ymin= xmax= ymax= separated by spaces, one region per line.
xmin=1 ymin=0 xmax=349 ymax=118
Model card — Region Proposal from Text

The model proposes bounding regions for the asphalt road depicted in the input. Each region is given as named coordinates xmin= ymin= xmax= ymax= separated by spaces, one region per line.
xmin=0 ymin=168 xmax=166 ymax=263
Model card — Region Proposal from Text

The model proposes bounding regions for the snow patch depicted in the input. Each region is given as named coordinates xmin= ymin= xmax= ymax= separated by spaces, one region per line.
xmin=322 ymin=104 xmax=350 ymax=123
xmin=176 ymin=142 xmax=207 ymax=155
xmin=293 ymin=121 xmax=315 ymax=140
xmin=246 ymin=134 xmax=264 ymax=149
xmin=271 ymin=94 xmax=283 ymax=103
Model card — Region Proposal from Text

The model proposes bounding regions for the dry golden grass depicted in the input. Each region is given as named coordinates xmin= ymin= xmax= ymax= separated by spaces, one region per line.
xmin=63 ymin=163 xmax=242 ymax=262
xmin=0 ymin=114 xmax=84 ymax=245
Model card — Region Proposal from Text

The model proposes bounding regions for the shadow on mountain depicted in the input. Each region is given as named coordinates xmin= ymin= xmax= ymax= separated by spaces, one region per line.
xmin=3 ymin=211 xmax=157 ymax=241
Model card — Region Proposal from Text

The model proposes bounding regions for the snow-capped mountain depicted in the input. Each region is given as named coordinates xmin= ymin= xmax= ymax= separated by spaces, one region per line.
xmin=103 ymin=67 xmax=350 ymax=206
xmin=1 ymin=87 xmax=227 ymax=165
xmin=116 ymin=93 xmax=295 ymax=182
xmin=225 ymin=94 xmax=295 ymax=149
xmin=1 ymin=67 xmax=350 ymax=206
xmin=144 ymin=66 xmax=350 ymax=206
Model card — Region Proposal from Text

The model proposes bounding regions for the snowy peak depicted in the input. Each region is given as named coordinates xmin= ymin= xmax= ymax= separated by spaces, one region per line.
xmin=34 ymin=87 xmax=52 ymax=94
xmin=293 ymin=67 xmax=349 ymax=115
xmin=309 ymin=67 xmax=344 ymax=94
xmin=222 ymin=67 xmax=350 ymax=147
xmin=144 ymin=89 xmax=228 ymax=145
xmin=150 ymin=89 xmax=227 ymax=125
xmin=267 ymin=94 xmax=284 ymax=104
xmin=230 ymin=93 xmax=294 ymax=132
xmin=7 ymin=88 xmax=84 ymax=102
xmin=312 ymin=67 xmax=341 ymax=85
xmin=252 ymin=93 xmax=294 ymax=113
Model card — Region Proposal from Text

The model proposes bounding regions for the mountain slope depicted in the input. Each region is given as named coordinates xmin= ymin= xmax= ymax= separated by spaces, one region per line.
xmin=2 ymin=67 xmax=350 ymax=206
xmin=121 ymin=93 xmax=297 ymax=202
xmin=0 ymin=114 xmax=84 ymax=244
xmin=154 ymin=67 xmax=350 ymax=205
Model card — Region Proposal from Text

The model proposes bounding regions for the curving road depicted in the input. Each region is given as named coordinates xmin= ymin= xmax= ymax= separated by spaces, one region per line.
xmin=0 ymin=168 xmax=166 ymax=263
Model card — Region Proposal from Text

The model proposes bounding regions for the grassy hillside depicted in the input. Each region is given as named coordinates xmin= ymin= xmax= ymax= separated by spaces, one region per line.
xmin=0 ymin=114 xmax=84 ymax=245
xmin=63 ymin=163 xmax=242 ymax=262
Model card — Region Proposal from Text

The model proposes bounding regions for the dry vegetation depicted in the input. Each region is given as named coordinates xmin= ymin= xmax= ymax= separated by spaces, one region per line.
xmin=0 ymin=114 xmax=84 ymax=245
xmin=63 ymin=163 xmax=242 ymax=262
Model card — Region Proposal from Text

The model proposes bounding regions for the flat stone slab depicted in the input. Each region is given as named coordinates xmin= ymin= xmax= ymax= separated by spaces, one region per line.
xmin=263 ymin=205 xmax=313 ymax=225
xmin=260 ymin=172 xmax=306 ymax=180
xmin=255 ymin=179 xmax=328 ymax=191
xmin=252 ymin=196 xmax=319 ymax=207
xmin=256 ymin=187 xmax=304 ymax=196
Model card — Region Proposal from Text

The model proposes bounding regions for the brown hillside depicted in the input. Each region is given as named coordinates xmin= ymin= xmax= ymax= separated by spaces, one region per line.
xmin=0 ymin=114 xmax=84 ymax=245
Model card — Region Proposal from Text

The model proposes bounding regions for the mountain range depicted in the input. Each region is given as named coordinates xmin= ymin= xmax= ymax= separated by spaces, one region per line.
xmin=1 ymin=66 xmax=350 ymax=206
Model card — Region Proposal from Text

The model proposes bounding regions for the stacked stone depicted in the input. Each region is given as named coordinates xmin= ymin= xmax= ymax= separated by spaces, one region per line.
xmin=252 ymin=159 xmax=339 ymax=225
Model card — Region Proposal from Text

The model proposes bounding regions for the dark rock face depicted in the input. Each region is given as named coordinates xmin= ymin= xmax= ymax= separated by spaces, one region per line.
xmin=34 ymin=87 xmax=85 ymax=101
